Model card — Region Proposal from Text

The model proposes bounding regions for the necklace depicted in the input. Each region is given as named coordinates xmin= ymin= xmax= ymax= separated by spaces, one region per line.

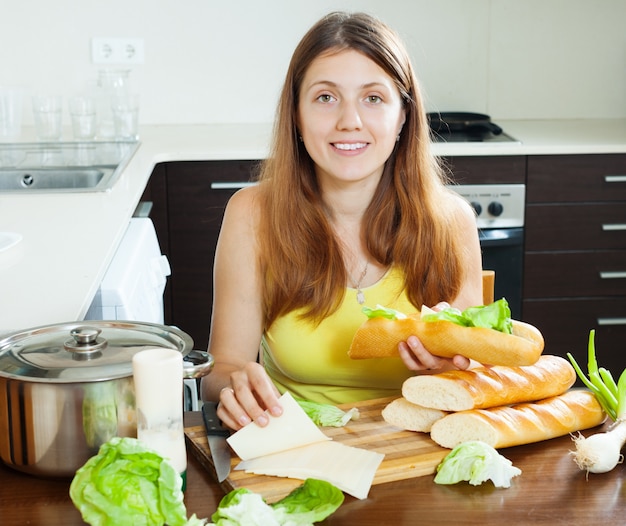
xmin=350 ymin=261 xmax=369 ymax=305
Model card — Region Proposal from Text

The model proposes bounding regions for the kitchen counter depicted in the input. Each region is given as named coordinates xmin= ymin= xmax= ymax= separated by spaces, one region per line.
xmin=0 ymin=411 xmax=624 ymax=525
xmin=1 ymin=119 xmax=625 ymax=335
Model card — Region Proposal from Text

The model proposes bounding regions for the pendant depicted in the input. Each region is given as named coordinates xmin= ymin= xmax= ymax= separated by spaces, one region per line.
xmin=356 ymin=289 xmax=365 ymax=305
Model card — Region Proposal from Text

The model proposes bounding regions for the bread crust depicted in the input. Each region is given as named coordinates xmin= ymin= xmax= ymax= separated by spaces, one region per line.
xmin=429 ymin=389 xmax=606 ymax=449
xmin=402 ymin=355 xmax=575 ymax=411
xmin=347 ymin=315 xmax=544 ymax=367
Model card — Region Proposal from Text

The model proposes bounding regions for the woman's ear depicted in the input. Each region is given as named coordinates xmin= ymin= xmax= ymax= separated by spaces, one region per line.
xmin=397 ymin=108 xmax=407 ymax=136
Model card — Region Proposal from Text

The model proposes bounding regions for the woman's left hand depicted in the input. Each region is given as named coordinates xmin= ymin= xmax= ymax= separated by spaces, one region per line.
xmin=397 ymin=301 xmax=471 ymax=373
xmin=398 ymin=335 xmax=470 ymax=372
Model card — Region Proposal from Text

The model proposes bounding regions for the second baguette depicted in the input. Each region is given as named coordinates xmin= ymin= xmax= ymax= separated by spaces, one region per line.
xmin=429 ymin=389 xmax=606 ymax=449
xmin=402 ymin=354 xmax=575 ymax=411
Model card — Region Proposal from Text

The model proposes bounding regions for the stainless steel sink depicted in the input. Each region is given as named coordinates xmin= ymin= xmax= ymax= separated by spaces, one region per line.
xmin=0 ymin=141 xmax=139 ymax=193
xmin=0 ymin=168 xmax=111 ymax=190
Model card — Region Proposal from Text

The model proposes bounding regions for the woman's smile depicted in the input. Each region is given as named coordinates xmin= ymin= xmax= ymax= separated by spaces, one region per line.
xmin=332 ymin=141 xmax=369 ymax=152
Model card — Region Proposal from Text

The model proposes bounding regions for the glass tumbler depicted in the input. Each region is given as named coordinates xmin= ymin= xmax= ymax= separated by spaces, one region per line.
xmin=32 ymin=95 xmax=63 ymax=141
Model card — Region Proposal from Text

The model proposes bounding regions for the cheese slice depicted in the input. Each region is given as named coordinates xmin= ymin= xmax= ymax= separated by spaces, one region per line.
xmin=226 ymin=392 xmax=330 ymax=460
xmin=226 ymin=392 xmax=385 ymax=499
xmin=236 ymin=441 xmax=384 ymax=500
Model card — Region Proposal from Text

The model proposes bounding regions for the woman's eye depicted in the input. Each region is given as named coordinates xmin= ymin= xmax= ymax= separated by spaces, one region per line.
xmin=366 ymin=95 xmax=382 ymax=104
xmin=317 ymin=94 xmax=334 ymax=103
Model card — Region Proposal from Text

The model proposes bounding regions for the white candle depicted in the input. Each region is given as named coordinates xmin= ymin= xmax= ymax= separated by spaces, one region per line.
xmin=132 ymin=348 xmax=187 ymax=477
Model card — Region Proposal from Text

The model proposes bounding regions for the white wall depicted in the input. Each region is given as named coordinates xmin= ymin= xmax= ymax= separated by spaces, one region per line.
xmin=1 ymin=0 xmax=625 ymax=127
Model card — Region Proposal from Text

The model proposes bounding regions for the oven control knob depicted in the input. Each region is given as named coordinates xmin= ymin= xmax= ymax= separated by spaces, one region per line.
xmin=488 ymin=201 xmax=504 ymax=217
xmin=470 ymin=201 xmax=482 ymax=216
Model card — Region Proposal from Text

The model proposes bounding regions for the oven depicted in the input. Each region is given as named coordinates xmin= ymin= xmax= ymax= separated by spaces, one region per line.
xmin=451 ymin=184 xmax=525 ymax=319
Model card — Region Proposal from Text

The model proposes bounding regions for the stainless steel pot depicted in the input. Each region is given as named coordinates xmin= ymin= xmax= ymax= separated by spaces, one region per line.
xmin=0 ymin=320 xmax=213 ymax=478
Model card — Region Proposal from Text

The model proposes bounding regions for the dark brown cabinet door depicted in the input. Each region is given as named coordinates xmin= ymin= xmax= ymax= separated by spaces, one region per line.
xmin=443 ymin=155 xmax=526 ymax=184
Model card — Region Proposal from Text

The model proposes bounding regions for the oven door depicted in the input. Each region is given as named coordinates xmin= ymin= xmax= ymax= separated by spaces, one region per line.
xmin=480 ymin=227 xmax=524 ymax=319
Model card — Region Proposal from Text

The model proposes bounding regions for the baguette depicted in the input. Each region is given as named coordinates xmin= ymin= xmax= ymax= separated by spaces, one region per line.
xmin=381 ymin=398 xmax=448 ymax=433
xmin=402 ymin=355 xmax=575 ymax=412
xmin=429 ymin=389 xmax=606 ymax=450
xmin=347 ymin=315 xmax=544 ymax=367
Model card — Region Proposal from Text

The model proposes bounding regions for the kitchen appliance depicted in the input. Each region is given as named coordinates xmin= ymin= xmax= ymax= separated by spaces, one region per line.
xmin=85 ymin=217 xmax=170 ymax=323
xmin=428 ymin=112 xmax=520 ymax=143
xmin=450 ymin=183 xmax=525 ymax=318
xmin=0 ymin=320 xmax=212 ymax=478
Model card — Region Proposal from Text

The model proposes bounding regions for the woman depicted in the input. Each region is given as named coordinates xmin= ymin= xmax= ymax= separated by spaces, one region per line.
xmin=201 ymin=11 xmax=483 ymax=430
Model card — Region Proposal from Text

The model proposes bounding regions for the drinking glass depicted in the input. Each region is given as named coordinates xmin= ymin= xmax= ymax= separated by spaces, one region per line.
xmin=32 ymin=95 xmax=63 ymax=141
xmin=69 ymin=96 xmax=97 ymax=140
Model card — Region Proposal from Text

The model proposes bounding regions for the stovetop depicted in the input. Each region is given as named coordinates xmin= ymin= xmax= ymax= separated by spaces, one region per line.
xmin=431 ymin=131 xmax=520 ymax=144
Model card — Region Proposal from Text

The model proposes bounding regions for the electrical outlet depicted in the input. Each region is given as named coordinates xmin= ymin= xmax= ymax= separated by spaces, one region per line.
xmin=91 ymin=38 xmax=144 ymax=65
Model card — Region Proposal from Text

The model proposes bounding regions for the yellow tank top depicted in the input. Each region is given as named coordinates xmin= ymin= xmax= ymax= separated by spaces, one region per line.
xmin=261 ymin=267 xmax=418 ymax=404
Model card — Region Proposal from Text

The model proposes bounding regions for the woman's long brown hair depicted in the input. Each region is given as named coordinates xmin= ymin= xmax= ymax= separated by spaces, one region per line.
xmin=256 ymin=12 xmax=465 ymax=328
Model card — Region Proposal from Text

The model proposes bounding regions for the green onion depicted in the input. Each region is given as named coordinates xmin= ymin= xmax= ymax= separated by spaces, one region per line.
xmin=567 ymin=330 xmax=626 ymax=474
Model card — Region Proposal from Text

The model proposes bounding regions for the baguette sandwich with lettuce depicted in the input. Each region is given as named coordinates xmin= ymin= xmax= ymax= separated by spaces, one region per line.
xmin=347 ymin=299 xmax=544 ymax=367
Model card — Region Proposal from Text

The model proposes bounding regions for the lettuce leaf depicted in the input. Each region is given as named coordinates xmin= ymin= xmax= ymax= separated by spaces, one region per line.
xmin=272 ymin=478 xmax=345 ymax=524
xmin=362 ymin=304 xmax=407 ymax=320
xmin=295 ymin=398 xmax=359 ymax=427
xmin=210 ymin=490 xmax=281 ymax=526
xmin=434 ymin=440 xmax=521 ymax=488
xmin=211 ymin=479 xmax=344 ymax=525
xmin=82 ymin=381 xmax=119 ymax=449
xmin=421 ymin=298 xmax=513 ymax=334
xmin=69 ymin=437 xmax=205 ymax=526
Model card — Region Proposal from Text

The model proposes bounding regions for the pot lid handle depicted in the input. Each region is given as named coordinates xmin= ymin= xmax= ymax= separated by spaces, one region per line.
xmin=64 ymin=326 xmax=108 ymax=357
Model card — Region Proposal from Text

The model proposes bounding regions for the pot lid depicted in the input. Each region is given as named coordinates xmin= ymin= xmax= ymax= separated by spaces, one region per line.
xmin=0 ymin=320 xmax=194 ymax=383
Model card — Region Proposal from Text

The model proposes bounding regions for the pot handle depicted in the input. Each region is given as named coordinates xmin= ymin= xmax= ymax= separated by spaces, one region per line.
xmin=486 ymin=122 xmax=503 ymax=135
xmin=183 ymin=350 xmax=214 ymax=379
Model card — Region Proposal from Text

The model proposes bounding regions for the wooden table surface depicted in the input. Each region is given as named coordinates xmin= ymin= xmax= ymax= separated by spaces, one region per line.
xmin=1 ymin=412 xmax=624 ymax=526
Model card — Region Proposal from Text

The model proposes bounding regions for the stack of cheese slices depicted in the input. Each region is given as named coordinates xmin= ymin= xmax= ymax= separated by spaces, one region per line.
xmin=382 ymin=355 xmax=607 ymax=449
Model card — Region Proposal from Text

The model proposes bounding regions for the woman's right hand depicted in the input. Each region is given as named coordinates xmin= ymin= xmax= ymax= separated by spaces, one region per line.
xmin=215 ymin=362 xmax=283 ymax=430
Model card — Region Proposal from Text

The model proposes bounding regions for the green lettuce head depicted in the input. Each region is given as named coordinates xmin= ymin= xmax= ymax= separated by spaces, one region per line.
xmin=70 ymin=437 xmax=205 ymax=526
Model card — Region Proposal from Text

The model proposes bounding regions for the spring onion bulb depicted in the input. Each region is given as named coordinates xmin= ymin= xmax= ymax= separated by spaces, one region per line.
xmin=567 ymin=330 xmax=626 ymax=474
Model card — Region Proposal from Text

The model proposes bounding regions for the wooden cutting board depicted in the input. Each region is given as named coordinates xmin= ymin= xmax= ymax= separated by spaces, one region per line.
xmin=184 ymin=396 xmax=449 ymax=502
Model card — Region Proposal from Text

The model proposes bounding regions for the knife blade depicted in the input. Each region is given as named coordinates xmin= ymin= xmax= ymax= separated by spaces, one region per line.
xmin=201 ymin=401 xmax=232 ymax=482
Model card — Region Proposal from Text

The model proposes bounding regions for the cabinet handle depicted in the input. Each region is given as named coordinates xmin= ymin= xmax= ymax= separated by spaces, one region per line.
xmin=210 ymin=182 xmax=257 ymax=190
xmin=605 ymin=175 xmax=626 ymax=183
xmin=599 ymin=271 xmax=626 ymax=279
xmin=602 ymin=224 xmax=626 ymax=231
xmin=597 ymin=317 xmax=626 ymax=326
